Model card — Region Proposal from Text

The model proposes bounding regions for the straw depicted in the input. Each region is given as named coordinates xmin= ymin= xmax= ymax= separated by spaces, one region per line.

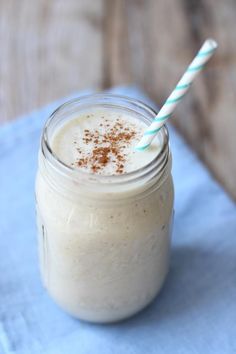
xmin=135 ymin=39 xmax=218 ymax=151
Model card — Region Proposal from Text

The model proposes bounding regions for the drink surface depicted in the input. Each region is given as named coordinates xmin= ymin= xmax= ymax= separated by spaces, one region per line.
xmin=51 ymin=108 xmax=161 ymax=175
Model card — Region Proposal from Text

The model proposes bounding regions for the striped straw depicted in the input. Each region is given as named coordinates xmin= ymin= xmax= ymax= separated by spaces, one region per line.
xmin=135 ymin=38 xmax=218 ymax=151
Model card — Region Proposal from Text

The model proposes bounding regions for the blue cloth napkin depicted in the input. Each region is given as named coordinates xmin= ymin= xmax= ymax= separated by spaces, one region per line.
xmin=0 ymin=87 xmax=236 ymax=354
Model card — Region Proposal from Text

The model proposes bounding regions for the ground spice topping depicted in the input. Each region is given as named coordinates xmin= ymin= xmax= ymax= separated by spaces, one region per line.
xmin=72 ymin=117 xmax=139 ymax=174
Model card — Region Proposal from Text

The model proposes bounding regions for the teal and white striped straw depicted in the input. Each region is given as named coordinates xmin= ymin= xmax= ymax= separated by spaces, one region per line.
xmin=135 ymin=38 xmax=218 ymax=151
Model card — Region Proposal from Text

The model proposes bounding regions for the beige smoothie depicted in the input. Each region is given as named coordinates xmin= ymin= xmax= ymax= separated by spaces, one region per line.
xmin=36 ymin=96 xmax=174 ymax=323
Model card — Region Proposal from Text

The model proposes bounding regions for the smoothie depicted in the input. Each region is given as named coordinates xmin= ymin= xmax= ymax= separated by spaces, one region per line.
xmin=36 ymin=95 xmax=174 ymax=323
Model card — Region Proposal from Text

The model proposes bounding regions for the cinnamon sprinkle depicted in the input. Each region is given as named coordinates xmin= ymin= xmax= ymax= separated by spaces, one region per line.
xmin=74 ymin=117 xmax=138 ymax=174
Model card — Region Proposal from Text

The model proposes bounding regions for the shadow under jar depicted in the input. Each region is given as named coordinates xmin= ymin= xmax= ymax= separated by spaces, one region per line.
xmin=35 ymin=94 xmax=174 ymax=323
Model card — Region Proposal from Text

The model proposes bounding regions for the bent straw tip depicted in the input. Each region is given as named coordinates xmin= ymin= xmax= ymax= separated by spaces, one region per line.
xmin=205 ymin=38 xmax=218 ymax=50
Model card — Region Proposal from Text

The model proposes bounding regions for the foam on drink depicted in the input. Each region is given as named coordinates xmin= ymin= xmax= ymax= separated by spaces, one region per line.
xmin=51 ymin=108 xmax=161 ymax=175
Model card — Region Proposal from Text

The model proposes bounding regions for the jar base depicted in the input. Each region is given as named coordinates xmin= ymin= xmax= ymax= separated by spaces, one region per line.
xmin=46 ymin=271 xmax=168 ymax=324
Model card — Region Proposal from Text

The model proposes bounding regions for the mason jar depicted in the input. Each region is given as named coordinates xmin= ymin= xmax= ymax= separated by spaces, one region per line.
xmin=35 ymin=94 xmax=174 ymax=323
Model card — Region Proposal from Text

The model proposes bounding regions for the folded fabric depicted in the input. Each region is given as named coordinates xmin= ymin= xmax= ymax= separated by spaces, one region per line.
xmin=0 ymin=87 xmax=235 ymax=354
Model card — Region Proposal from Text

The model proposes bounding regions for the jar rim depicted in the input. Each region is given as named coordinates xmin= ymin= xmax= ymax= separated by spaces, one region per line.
xmin=41 ymin=93 xmax=170 ymax=187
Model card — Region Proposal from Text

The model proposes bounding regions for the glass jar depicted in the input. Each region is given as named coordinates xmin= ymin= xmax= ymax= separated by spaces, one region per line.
xmin=35 ymin=94 xmax=174 ymax=323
